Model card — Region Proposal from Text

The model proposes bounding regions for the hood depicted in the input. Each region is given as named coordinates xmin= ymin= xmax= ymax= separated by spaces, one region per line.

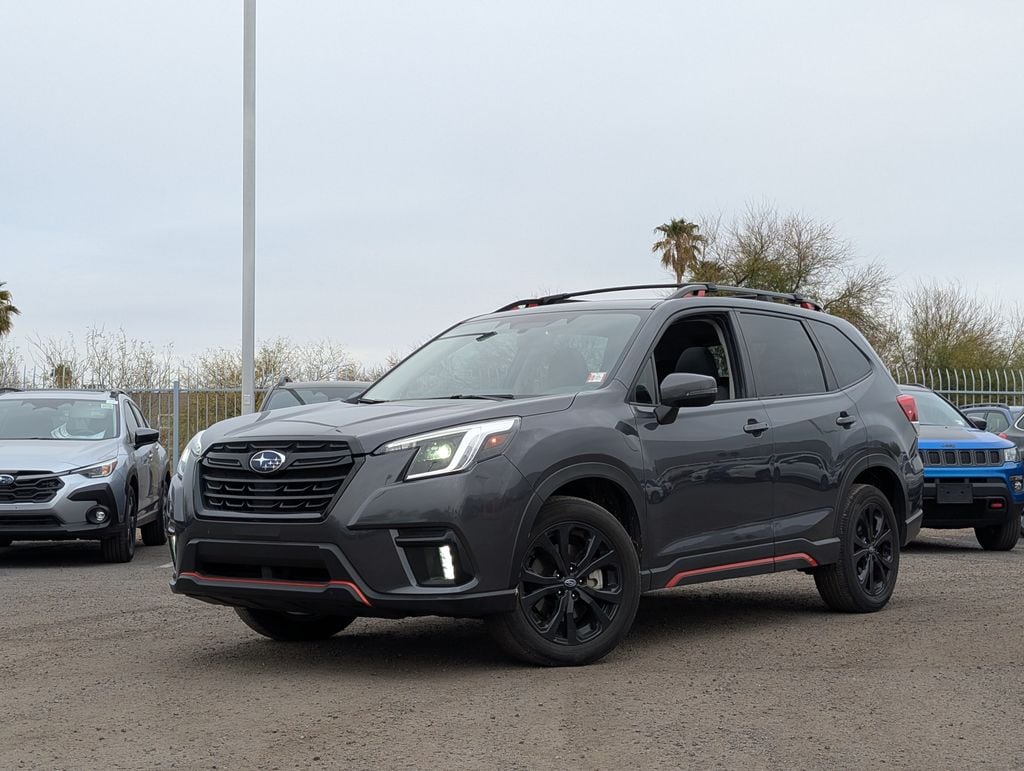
xmin=0 ymin=438 xmax=121 ymax=474
xmin=916 ymin=424 xmax=1012 ymax=450
xmin=199 ymin=394 xmax=576 ymax=454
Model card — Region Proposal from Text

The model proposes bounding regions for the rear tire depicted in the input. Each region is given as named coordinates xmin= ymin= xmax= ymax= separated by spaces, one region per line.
xmin=101 ymin=488 xmax=137 ymax=563
xmin=975 ymin=517 xmax=1019 ymax=551
xmin=140 ymin=481 xmax=168 ymax=547
xmin=486 ymin=495 xmax=640 ymax=667
xmin=234 ymin=608 xmax=355 ymax=641
xmin=814 ymin=484 xmax=900 ymax=613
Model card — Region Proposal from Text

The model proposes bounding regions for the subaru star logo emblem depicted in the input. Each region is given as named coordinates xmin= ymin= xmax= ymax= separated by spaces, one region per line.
xmin=0 ymin=474 xmax=14 ymax=487
xmin=249 ymin=450 xmax=286 ymax=474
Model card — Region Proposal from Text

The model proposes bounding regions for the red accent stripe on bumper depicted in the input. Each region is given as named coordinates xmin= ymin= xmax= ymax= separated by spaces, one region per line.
xmin=665 ymin=552 xmax=819 ymax=588
xmin=178 ymin=571 xmax=371 ymax=607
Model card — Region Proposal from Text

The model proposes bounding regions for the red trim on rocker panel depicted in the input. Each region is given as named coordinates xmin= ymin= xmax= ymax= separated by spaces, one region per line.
xmin=665 ymin=552 xmax=819 ymax=588
xmin=179 ymin=571 xmax=372 ymax=607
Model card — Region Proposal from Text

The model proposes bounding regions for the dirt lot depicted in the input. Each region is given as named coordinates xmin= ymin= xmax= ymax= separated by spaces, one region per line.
xmin=1 ymin=530 xmax=1022 ymax=770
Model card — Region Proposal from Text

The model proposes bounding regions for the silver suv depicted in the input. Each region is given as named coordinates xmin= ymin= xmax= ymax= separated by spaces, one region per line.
xmin=0 ymin=390 xmax=170 ymax=562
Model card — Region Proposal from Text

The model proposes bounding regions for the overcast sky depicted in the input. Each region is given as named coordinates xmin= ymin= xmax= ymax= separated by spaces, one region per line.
xmin=1 ymin=1 xmax=1022 ymax=368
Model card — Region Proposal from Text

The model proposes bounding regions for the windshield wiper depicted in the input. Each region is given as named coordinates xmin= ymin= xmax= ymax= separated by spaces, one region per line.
xmin=447 ymin=394 xmax=515 ymax=401
xmin=356 ymin=397 xmax=387 ymax=404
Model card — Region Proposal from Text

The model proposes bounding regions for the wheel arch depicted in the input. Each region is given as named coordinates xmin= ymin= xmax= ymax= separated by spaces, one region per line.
xmin=840 ymin=454 xmax=908 ymax=544
xmin=510 ymin=462 xmax=645 ymax=585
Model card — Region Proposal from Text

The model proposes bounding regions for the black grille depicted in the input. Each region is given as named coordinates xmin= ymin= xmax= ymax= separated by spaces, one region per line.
xmin=919 ymin=449 xmax=1002 ymax=468
xmin=0 ymin=472 xmax=64 ymax=504
xmin=198 ymin=440 xmax=355 ymax=520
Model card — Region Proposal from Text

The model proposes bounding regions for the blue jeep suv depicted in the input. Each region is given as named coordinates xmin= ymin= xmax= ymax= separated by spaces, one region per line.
xmin=903 ymin=386 xmax=1022 ymax=550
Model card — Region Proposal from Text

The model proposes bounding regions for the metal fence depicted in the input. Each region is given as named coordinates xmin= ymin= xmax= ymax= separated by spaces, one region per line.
xmin=889 ymin=368 xmax=1024 ymax=407
xmin=6 ymin=367 xmax=1024 ymax=466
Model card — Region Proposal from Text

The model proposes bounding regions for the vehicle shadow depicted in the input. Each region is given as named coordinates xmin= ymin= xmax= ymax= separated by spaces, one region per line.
xmin=0 ymin=539 xmax=124 ymax=568
xmin=187 ymin=584 xmax=828 ymax=676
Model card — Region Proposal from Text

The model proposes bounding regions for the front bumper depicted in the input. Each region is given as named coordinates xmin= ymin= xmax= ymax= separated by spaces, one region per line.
xmin=0 ymin=479 xmax=126 ymax=541
xmin=168 ymin=453 xmax=531 ymax=618
xmin=921 ymin=468 xmax=1024 ymax=528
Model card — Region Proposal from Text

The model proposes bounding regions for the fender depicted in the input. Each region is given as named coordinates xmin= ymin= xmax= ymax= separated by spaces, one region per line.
xmin=507 ymin=460 xmax=646 ymax=586
xmin=835 ymin=449 xmax=910 ymax=537
xmin=122 ymin=472 xmax=139 ymax=524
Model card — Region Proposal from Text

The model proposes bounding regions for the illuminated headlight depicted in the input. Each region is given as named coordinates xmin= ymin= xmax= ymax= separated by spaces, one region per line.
xmin=76 ymin=459 xmax=118 ymax=478
xmin=1004 ymin=446 xmax=1020 ymax=464
xmin=376 ymin=418 xmax=520 ymax=480
xmin=176 ymin=431 xmax=205 ymax=478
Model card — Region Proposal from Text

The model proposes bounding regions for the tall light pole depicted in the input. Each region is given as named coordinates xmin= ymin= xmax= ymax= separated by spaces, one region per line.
xmin=241 ymin=0 xmax=256 ymax=414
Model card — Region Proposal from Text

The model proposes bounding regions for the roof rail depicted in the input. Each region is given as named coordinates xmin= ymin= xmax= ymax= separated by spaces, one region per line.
xmin=669 ymin=283 xmax=823 ymax=311
xmin=496 ymin=283 xmax=822 ymax=313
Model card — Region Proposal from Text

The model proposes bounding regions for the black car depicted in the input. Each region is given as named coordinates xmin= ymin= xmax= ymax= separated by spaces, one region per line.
xmin=168 ymin=283 xmax=924 ymax=666
xmin=259 ymin=378 xmax=370 ymax=411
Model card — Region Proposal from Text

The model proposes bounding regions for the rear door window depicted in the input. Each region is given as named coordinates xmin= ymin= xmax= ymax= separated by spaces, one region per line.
xmin=737 ymin=313 xmax=826 ymax=397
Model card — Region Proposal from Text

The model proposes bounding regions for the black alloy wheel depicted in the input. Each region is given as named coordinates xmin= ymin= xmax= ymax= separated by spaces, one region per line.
xmin=486 ymin=496 xmax=640 ymax=666
xmin=518 ymin=522 xmax=624 ymax=646
xmin=852 ymin=499 xmax=897 ymax=597
xmin=814 ymin=484 xmax=900 ymax=613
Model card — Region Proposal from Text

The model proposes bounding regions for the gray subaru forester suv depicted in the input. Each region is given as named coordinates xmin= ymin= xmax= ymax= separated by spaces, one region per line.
xmin=0 ymin=389 xmax=170 ymax=562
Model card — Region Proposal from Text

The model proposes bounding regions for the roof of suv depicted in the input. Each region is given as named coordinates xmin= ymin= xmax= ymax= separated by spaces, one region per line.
xmin=0 ymin=389 xmax=120 ymax=400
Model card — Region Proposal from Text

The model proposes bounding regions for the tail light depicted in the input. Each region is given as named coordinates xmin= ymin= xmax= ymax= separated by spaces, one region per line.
xmin=999 ymin=432 xmax=1009 ymax=439
xmin=897 ymin=394 xmax=919 ymax=424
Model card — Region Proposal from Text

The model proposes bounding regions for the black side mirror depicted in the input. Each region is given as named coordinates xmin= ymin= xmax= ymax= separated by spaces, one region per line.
xmin=134 ymin=427 xmax=160 ymax=448
xmin=655 ymin=372 xmax=718 ymax=425
xmin=969 ymin=416 xmax=988 ymax=431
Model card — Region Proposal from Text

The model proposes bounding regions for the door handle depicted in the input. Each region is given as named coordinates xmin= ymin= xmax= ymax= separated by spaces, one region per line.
xmin=836 ymin=412 xmax=858 ymax=428
xmin=743 ymin=420 xmax=770 ymax=436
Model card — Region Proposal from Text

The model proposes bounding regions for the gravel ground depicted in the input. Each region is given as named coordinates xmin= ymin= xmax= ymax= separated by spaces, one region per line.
xmin=1 ymin=530 xmax=1022 ymax=770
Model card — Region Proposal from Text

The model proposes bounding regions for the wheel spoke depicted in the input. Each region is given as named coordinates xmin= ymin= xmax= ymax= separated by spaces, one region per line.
xmin=557 ymin=524 xmax=575 ymax=573
xmin=576 ymin=549 xmax=616 ymax=578
xmin=873 ymin=525 xmax=892 ymax=547
xmin=576 ymin=589 xmax=614 ymax=626
xmin=579 ymin=585 xmax=622 ymax=606
xmin=575 ymin=531 xmax=602 ymax=575
xmin=521 ymin=584 xmax=561 ymax=609
xmin=536 ymin=533 xmax=569 ymax=575
xmin=564 ymin=594 xmax=578 ymax=645
xmin=521 ymin=568 xmax=562 ymax=587
xmin=539 ymin=594 xmax=570 ymax=640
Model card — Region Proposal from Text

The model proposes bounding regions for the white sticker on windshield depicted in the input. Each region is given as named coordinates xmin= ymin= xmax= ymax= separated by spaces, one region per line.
xmin=587 ymin=372 xmax=607 ymax=384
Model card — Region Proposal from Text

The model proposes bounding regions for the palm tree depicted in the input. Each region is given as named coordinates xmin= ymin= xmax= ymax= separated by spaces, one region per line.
xmin=652 ymin=218 xmax=706 ymax=284
xmin=0 ymin=282 xmax=19 ymax=337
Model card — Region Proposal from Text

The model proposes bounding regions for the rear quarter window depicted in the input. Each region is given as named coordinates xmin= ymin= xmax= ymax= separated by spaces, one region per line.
xmin=808 ymin=320 xmax=872 ymax=388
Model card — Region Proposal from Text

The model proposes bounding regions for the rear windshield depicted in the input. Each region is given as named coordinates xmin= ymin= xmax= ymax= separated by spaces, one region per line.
xmin=911 ymin=391 xmax=970 ymax=428
xmin=0 ymin=398 xmax=120 ymax=440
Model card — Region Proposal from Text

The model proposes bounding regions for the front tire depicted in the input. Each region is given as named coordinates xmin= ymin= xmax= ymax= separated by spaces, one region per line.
xmin=234 ymin=608 xmax=355 ymax=641
xmin=814 ymin=484 xmax=900 ymax=613
xmin=140 ymin=480 xmax=168 ymax=547
xmin=975 ymin=517 xmax=1019 ymax=551
xmin=486 ymin=496 xmax=641 ymax=666
xmin=101 ymin=488 xmax=137 ymax=563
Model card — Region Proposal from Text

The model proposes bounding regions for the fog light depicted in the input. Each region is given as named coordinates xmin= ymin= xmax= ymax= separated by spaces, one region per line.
xmin=87 ymin=507 xmax=110 ymax=524
xmin=439 ymin=545 xmax=456 ymax=581
xmin=1012 ymin=476 xmax=1023 ymax=493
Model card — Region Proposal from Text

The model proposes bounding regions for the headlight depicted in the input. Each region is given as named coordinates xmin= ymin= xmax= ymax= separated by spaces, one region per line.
xmin=376 ymin=418 xmax=520 ymax=480
xmin=76 ymin=459 xmax=119 ymax=478
xmin=1004 ymin=446 xmax=1019 ymax=463
xmin=176 ymin=431 xmax=205 ymax=478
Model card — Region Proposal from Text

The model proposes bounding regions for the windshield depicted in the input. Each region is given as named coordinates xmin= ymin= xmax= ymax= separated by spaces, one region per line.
xmin=0 ymin=398 xmax=120 ymax=440
xmin=911 ymin=391 xmax=970 ymax=428
xmin=262 ymin=384 xmax=365 ymax=411
xmin=363 ymin=310 xmax=645 ymax=402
